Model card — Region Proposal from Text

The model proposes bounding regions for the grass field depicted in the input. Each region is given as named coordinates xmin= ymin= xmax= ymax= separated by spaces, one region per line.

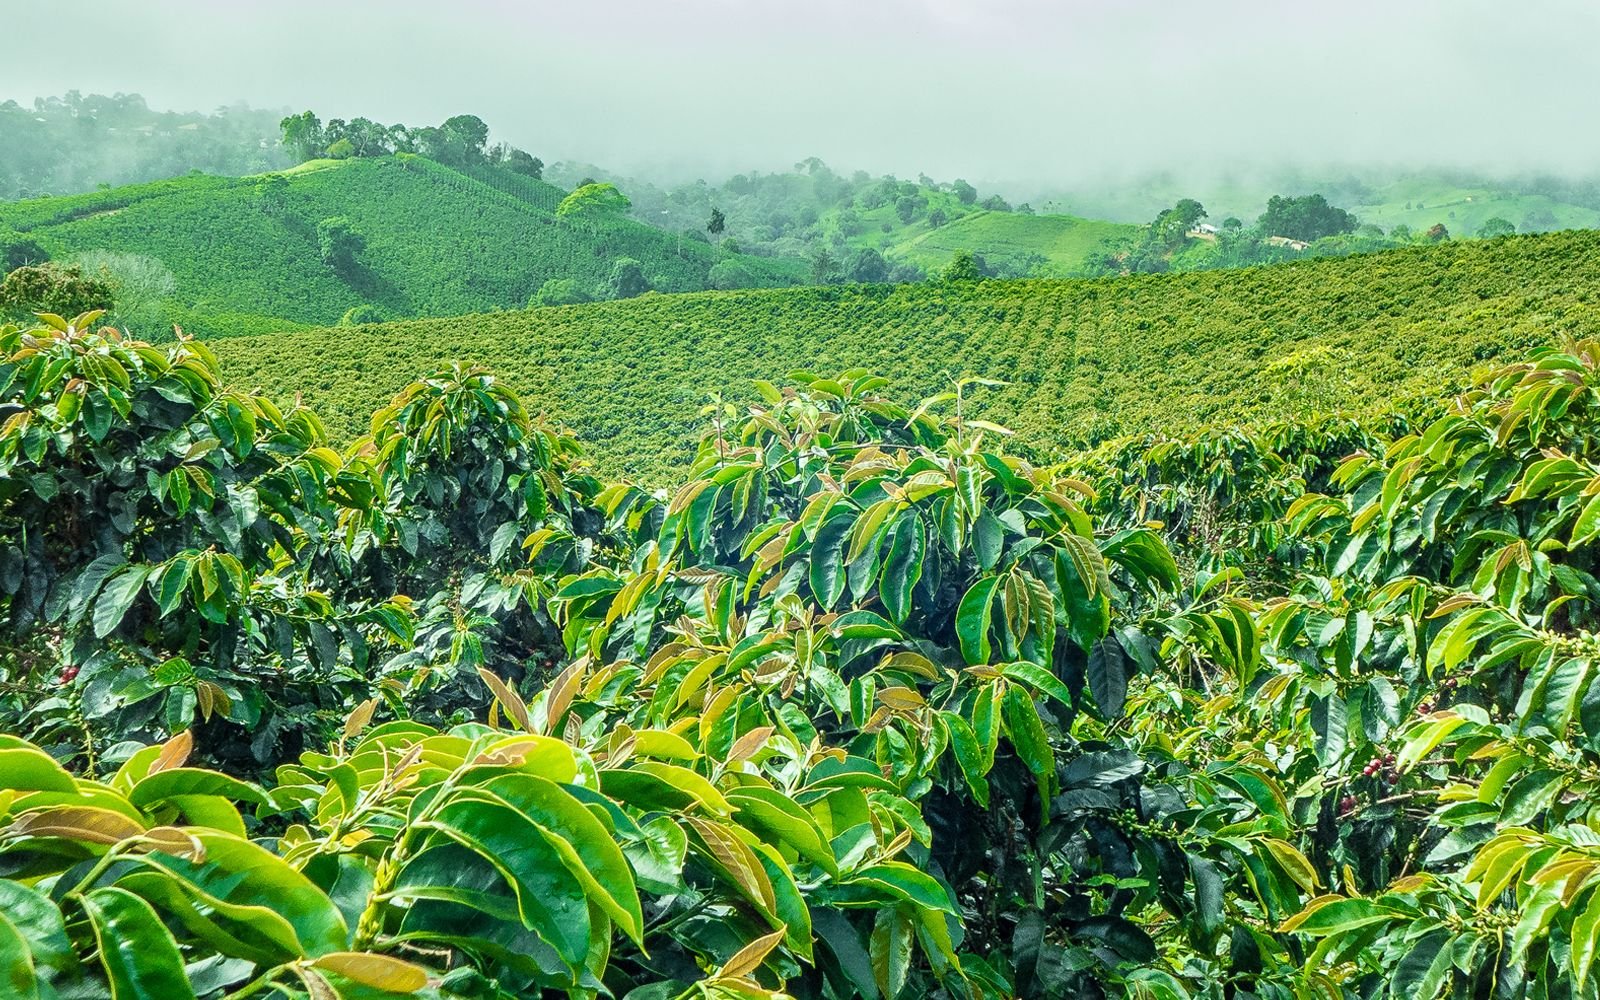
xmin=1348 ymin=179 xmax=1600 ymax=236
xmin=888 ymin=211 xmax=1135 ymax=275
xmin=214 ymin=229 xmax=1600 ymax=480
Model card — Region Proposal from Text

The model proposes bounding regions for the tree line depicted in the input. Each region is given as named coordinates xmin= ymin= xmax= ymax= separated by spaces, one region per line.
xmin=278 ymin=110 xmax=544 ymax=177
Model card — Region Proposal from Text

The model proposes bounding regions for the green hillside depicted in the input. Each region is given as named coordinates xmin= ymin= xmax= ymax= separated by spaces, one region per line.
xmin=887 ymin=210 xmax=1135 ymax=275
xmin=1348 ymin=177 xmax=1600 ymax=236
xmin=215 ymin=229 xmax=1600 ymax=479
xmin=0 ymin=155 xmax=805 ymax=337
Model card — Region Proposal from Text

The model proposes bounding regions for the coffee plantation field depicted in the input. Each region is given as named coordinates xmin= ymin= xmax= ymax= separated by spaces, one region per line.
xmin=215 ymin=228 xmax=1600 ymax=479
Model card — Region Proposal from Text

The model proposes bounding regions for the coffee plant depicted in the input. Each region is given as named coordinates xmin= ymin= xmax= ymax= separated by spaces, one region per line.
xmin=5 ymin=313 xmax=1600 ymax=998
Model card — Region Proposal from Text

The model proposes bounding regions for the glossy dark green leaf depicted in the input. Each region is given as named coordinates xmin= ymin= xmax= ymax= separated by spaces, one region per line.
xmin=81 ymin=886 xmax=197 ymax=1000
xmin=877 ymin=512 xmax=924 ymax=625
xmin=810 ymin=510 xmax=854 ymax=610
xmin=956 ymin=577 xmax=1000 ymax=665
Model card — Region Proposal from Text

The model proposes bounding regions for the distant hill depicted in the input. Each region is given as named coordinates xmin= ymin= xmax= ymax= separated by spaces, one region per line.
xmin=887 ymin=211 xmax=1134 ymax=277
xmin=214 ymin=229 xmax=1600 ymax=479
xmin=1347 ymin=178 xmax=1600 ymax=237
xmin=0 ymin=155 xmax=805 ymax=337
xmin=550 ymin=159 xmax=1107 ymax=279
xmin=0 ymin=92 xmax=289 ymax=200
xmin=1038 ymin=170 xmax=1600 ymax=238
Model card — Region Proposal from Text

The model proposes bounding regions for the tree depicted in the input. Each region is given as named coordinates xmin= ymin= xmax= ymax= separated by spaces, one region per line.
xmin=1477 ymin=217 xmax=1516 ymax=239
xmin=1 ymin=231 xmax=48 ymax=272
xmin=440 ymin=114 xmax=490 ymax=163
xmin=888 ymin=261 xmax=927 ymax=283
xmin=707 ymin=260 xmax=758 ymax=290
xmin=557 ymin=183 xmax=631 ymax=220
xmin=316 ymin=217 xmax=365 ymax=275
xmin=707 ymin=207 xmax=726 ymax=238
xmin=0 ymin=263 xmax=114 ymax=318
xmin=343 ymin=117 xmax=393 ymax=157
xmin=952 ymin=178 xmax=978 ymax=205
xmin=928 ymin=208 xmax=948 ymax=228
xmin=1425 ymin=222 xmax=1450 ymax=242
xmin=1153 ymin=199 xmax=1207 ymax=247
xmin=506 ymin=148 xmax=544 ymax=178
xmin=1257 ymin=193 xmax=1358 ymax=242
xmin=809 ymin=248 xmax=838 ymax=285
xmin=530 ymin=277 xmax=594 ymax=306
xmin=607 ymin=257 xmax=650 ymax=299
xmin=278 ymin=110 xmax=325 ymax=161
xmin=1221 ymin=216 xmax=1243 ymax=231
xmin=980 ymin=194 xmax=1012 ymax=212
xmin=254 ymin=174 xmax=290 ymax=215
xmin=74 ymin=251 xmax=176 ymax=335
xmin=895 ymin=194 xmax=925 ymax=224
xmin=846 ymin=248 xmax=890 ymax=284
xmin=942 ymin=250 xmax=983 ymax=281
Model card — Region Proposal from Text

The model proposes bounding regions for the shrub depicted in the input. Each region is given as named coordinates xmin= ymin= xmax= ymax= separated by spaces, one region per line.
xmin=14 ymin=306 xmax=1600 ymax=995
xmin=339 ymin=303 xmax=383 ymax=325
xmin=0 ymin=262 xmax=114 ymax=319
xmin=530 ymin=277 xmax=594 ymax=307
xmin=708 ymin=259 xmax=759 ymax=290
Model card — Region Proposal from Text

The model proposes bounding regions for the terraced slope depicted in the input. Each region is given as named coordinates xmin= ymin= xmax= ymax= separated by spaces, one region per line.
xmin=215 ymin=230 xmax=1600 ymax=479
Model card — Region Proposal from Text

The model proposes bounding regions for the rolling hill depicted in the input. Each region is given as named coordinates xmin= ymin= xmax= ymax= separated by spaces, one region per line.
xmin=1347 ymin=178 xmax=1600 ymax=236
xmin=214 ymin=229 xmax=1600 ymax=479
xmin=886 ymin=210 xmax=1134 ymax=276
xmin=0 ymin=155 xmax=805 ymax=337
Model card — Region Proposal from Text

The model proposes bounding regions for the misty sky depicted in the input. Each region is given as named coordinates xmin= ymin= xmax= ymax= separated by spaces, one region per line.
xmin=4 ymin=0 xmax=1597 ymax=184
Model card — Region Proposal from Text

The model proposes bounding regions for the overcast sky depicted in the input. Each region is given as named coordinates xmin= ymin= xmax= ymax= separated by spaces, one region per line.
xmin=3 ymin=0 xmax=1596 ymax=184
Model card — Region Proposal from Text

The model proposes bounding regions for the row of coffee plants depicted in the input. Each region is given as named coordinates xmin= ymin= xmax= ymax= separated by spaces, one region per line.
xmin=213 ymin=228 xmax=1600 ymax=479
xmin=4 ymin=312 xmax=1600 ymax=997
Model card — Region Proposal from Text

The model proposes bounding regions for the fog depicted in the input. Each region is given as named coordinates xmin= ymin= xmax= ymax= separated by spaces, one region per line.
xmin=4 ymin=0 xmax=1598 ymax=189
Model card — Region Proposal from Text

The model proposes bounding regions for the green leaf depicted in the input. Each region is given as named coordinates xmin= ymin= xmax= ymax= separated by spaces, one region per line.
xmin=1001 ymin=662 xmax=1073 ymax=711
xmin=476 ymin=776 xmax=644 ymax=945
xmin=151 ymin=830 xmax=348 ymax=958
xmin=877 ymin=513 xmax=924 ymax=625
xmin=810 ymin=510 xmax=854 ymax=609
xmin=128 ymin=768 xmax=266 ymax=810
xmin=81 ymin=886 xmax=197 ymax=1000
xmin=0 ymin=882 xmax=72 ymax=973
xmin=82 ymin=391 xmax=113 ymax=442
xmin=847 ymin=862 xmax=957 ymax=915
xmin=870 ymin=906 xmax=913 ymax=1000
xmin=0 ymin=911 xmax=40 ymax=1000
xmin=422 ymin=793 xmax=592 ymax=969
xmin=938 ymin=711 xmax=989 ymax=807
xmin=1573 ymin=493 xmax=1600 ymax=546
xmin=1188 ymin=854 xmax=1224 ymax=944
xmin=956 ymin=577 xmax=1000 ymax=665
xmin=972 ymin=508 xmax=1004 ymax=571
xmin=1002 ymin=686 xmax=1054 ymax=799
xmin=93 ymin=564 xmax=152 ymax=639
xmin=1280 ymin=896 xmax=1398 ymax=935
xmin=0 ymin=740 xmax=78 ymax=792
xmin=728 ymin=786 xmax=839 ymax=876
xmin=1086 ymin=635 xmax=1128 ymax=718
